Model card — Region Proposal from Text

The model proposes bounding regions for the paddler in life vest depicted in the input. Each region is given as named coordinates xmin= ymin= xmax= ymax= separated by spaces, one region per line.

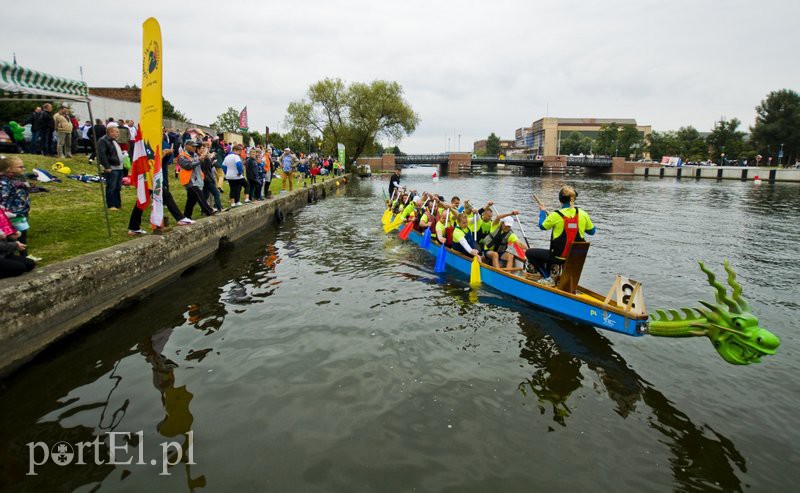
xmin=481 ymin=214 xmax=522 ymax=269
xmin=418 ymin=195 xmax=437 ymax=231
xmin=525 ymin=185 xmax=595 ymax=284
xmin=401 ymin=195 xmax=420 ymax=223
xmin=451 ymin=212 xmax=480 ymax=258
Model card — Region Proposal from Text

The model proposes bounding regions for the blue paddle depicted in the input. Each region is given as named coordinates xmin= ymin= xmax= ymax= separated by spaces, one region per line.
xmin=420 ymin=200 xmax=435 ymax=249
xmin=434 ymin=209 xmax=449 ymax=273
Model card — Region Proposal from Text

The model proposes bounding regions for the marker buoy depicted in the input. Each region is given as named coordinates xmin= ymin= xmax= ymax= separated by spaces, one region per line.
xmin=754 ymin=175 xmax=762 ymax=184
xmin=432 ymin=171 xmax=439 ymax=182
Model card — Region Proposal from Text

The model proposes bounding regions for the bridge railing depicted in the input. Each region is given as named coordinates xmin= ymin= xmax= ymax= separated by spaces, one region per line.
xmin=566 ymin=156 xmax=613 ymax=167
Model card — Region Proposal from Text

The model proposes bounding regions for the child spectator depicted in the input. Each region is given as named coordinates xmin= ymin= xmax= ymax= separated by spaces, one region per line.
xmin=0 ymin=155 xmax=32 ymax=259
xmin=0 ymin=208 xmax=35 ymax=278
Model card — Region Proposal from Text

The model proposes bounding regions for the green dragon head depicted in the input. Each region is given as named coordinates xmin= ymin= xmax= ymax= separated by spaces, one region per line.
xmin=649 ymin=261 xmax=780 ymax=365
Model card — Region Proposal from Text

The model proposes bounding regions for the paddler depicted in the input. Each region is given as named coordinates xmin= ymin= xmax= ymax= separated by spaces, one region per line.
xmin=451 ymin=212 xmax=480 ymax=258
xmin=481 ymin=211 xmax=522 ymax=270
xmin=525 ymin=185 xmax=595 ymax=286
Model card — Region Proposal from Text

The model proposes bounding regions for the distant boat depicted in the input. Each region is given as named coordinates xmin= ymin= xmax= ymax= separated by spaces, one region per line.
xmin=357 ymin=164 xmax=372 ymax=178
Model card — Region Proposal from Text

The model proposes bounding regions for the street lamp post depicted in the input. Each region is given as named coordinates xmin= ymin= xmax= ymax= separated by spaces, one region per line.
xmin=458 ymin=134 xmax=461 ymax=152
xmin=779 ymin=143 xmax=784 ymax=166
xmin=448 ymin=137 xmax=451 ymax=153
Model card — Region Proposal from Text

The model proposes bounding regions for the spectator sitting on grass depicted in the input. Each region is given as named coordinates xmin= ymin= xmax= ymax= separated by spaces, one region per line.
xmin=0 ymin=208 xmax=35 ymax=278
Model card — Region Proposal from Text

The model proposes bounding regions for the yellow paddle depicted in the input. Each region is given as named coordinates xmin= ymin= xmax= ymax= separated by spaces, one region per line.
xmin=381 ymin=189 xmax=397 ymax=225
xmin=469 ymin=213 xmax=481 ymax=286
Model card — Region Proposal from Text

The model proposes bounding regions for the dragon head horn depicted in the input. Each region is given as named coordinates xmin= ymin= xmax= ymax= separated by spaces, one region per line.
xmin=698 ymin=261 xmax=740 ymax=314
xmin=723 ymin=260 xmax=751 ymax=313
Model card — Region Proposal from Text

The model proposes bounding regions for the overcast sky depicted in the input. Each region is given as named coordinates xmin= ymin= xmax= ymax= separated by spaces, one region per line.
xmin=5 ymin=0 xmax=797 ymax=152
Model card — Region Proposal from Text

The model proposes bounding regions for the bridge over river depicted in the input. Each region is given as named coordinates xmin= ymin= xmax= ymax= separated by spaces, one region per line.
xmin=357 ymin=152 xmax=615 ymax=175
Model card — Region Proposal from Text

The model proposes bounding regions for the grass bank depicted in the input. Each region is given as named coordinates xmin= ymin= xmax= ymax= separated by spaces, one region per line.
xmin=14 ymin=153 xmax=331 ymax=265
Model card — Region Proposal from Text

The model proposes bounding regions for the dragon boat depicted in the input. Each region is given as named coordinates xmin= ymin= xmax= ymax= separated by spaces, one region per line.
xmin=383 ymin=214 xmax=781 ymax=365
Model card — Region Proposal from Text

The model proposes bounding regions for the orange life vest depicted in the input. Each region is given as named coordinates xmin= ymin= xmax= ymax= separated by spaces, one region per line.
xmin=178 ymin=151 xmax=204 ymax=186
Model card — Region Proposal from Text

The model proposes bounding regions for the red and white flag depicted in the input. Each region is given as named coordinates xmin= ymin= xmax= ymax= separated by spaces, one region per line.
xmin=131 ymin=125 xmax=150 ymax=210
xmin=150 ymin=144 xmax=163 ymax=228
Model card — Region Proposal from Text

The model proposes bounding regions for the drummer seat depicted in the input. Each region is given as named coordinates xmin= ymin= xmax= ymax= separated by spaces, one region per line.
xmin=553 ymin=242 xmax=590 ymax=293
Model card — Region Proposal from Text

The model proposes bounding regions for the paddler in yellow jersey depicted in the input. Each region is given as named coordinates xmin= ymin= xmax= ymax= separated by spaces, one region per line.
xmin=451 ymin=213 xmax=480 ymax=258
xmin=480 ymin=212 xmax=522 ymax=269
xmin=525 ymin=185 xmax=595 ymax=285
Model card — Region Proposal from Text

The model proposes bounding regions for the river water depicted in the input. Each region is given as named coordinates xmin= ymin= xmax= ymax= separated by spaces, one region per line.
xmin=1 ymin=171 xmax=798 ymax=492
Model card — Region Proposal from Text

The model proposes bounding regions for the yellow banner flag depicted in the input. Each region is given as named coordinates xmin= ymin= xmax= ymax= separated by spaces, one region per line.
xmin=141 ymin=17 xmax=164 ymax=226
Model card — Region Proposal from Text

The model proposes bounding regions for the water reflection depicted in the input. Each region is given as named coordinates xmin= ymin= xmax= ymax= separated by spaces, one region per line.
xmin=514 ymin=311 xmax=746 ymax=492
xmin=138 ymin=328 xmax=206 ymax=490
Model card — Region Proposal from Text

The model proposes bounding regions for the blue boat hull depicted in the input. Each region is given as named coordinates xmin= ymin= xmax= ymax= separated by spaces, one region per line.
xmin=400 ymin=229 xmax=647 ymax=337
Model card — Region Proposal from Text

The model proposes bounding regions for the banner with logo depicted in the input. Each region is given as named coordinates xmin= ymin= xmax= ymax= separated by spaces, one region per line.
xmin=337 ymin=142 xmax=346 ymax=171
xmin=141 ymin=17 xmax=163 ymax=227
xmin=239 ymin=107 xmax=248 ymax=131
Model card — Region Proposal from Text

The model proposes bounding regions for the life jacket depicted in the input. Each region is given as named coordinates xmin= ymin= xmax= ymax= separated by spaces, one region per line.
xmin=178 ymin=151 xmax=204 ymax=186
xmin=550 ymin=207 xmax=583 ymax=260
xmin=476 ymin=219 xmax=492 ymax=243
xmin=452 ymin=226 xmax=476 ymax=255
xmin=445 ymin=226 xmax=454 ymax=247
xmin=481 ymin=227 xmax=512 ymax=254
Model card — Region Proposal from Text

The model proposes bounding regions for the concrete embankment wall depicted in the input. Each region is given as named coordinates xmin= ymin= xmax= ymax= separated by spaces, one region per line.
xmin=0 ymin=176 xmax=351 ymax=378
xmin=633 ymin=166 xmax=800 ymax=182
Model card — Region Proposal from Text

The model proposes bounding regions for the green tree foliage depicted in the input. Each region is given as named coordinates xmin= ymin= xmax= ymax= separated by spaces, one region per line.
xmin=707 ymin=118 xmax=746 ymax=161
xmin=486 ymin=133 xmax=501 ymax=155
xmin=390 ymin=145 xmax=406 ymax=156
xmin=163 ymin=97 xmax=188 ymax=122
xmin=212 ymin=107 xmax=242 ymax=133
xmin=750 ymin=89 xmax=800 ymax=166
xmin=618 ymin=125 xmax=644 ymax=159
xmin=675 ymin=126 xmax=708 ymax=161
xmin=594 ymin=123 xmax=645 ymax=158
xmin=0 ymin=101 xmax=39 ymax=124
xmin=249 ymin=131 xmax=264 ymax=146
xmin=648 ymin=127 xmax=708 ymax=161
xmin=594 ymin=122 xmax=620 ymax=156
xmin=286 ymin=78 xmax=419 ymax=164
xmin=560 ymin=131 xmax=594 ymax=155
xmin=647 ymin=130 xmax=677 ymax=161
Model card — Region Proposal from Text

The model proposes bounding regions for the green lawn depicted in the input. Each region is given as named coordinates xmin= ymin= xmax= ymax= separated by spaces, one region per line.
xmin=15 ymin=153 xmax=326 ymax=266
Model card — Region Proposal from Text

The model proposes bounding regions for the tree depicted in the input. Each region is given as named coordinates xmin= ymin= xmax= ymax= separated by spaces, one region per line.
xmin=212 ymin=107 xmax=242 ymax=133
xmin=390 ymin=145 xmax=406 ymax=156
xmin=647 ymin=130 xmax=678 ymax=161
xmin=594 ymin=122 xmax=619 ymax=156
xmin=750 ymin=89 xmax=800 ymax=166
xmin=618 ymin=125 xmax=644 ymax=159
xmin=286 ymin=78 xmax=419 ymax=165
xmin=0 ymin=101 xmax=39 ymax=124
xmin=560 ymin=131 xmax=593 ymax=155
xmin=486 ymin=133 xmax=501 ymax=155
xmin=707 ymin=118 xmax=746 ymax=161
xmin=675 ymin=126 xmax=708 ymax=162
xmin=249 ymin=131 xmax=264 ymax=146
xmin=163 ymin=97 xmax=188 ymax=122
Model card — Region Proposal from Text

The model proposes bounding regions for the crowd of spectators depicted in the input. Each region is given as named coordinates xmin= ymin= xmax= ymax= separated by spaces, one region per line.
xmin=0 ymin=109 xmax=348 ymax=278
